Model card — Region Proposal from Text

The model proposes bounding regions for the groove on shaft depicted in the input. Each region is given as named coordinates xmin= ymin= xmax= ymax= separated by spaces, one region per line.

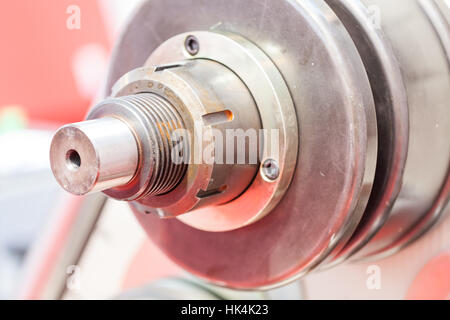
xmin=116 ymin=93 xmax=187 ymax=196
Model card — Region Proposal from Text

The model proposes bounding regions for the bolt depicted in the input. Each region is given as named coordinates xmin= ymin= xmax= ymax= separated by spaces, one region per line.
xmin=185 ymin=35 xmax=200 ymax=56
xmin=261 ymin=159 xmax=280 ymax=181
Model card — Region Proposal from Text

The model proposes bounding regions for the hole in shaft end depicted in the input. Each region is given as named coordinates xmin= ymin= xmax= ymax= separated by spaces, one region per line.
xmin=66 ymin=149 xmax=81 ymax=171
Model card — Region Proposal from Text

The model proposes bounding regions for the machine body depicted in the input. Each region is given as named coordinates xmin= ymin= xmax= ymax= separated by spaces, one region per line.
xmin=50 ymin=0 xmax=450 ymax=290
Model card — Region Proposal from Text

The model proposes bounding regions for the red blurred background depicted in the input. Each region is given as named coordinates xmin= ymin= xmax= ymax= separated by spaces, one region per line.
xmin=0 ymin=0 xmax=139 ymax=299
xmin=0 ymin=0 xmax=111 ymax=125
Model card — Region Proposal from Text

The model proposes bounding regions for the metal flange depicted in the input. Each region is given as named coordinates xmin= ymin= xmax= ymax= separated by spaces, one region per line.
xmin=49 ymin=0 xmax=450 ymax=290
xmin=142 ymin=31 xmax=298 ymax=231
xmin=114 ymin=0 xmax=378 ymax=289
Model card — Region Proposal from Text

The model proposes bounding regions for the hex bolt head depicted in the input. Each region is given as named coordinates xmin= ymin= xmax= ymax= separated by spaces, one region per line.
xmin=261 ymin=159 xmax=280 ymax=181
xmin=185 ymin=35 xmax=200 ymax=56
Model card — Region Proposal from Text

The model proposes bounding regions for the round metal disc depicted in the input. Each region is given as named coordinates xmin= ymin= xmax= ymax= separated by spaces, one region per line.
xmin=104 ymin=0 xmax=378 ymax=289
xmin=348 ymin=0 xmax=450 ymax=260
xmin=322 ymin=0 xmax=409 ymax=265
xmin=145 ymin=31 xmax=299 ymax=232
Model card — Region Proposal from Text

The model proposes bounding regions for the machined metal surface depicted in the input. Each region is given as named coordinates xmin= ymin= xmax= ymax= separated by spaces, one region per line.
xmin=350 ymin=0 xmax=450 ymax=260
xmin=50 ymin=117 xmax=139 ymax=195
xmin=48 ymin=0 xmax=450 ymax=290
xmin=110 ymin=0 xmax=378 ymax=288
xmin=109 ymin=59 xmax=263 ymax=219
xmin=145 ymin=31 xmax=299 ymax=231
xmin=322 ymin=0 xmax=410 ymax=266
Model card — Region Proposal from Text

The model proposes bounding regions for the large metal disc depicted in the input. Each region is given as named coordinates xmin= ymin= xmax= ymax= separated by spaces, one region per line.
xmin=322 ymin=0 xmax=409 ymax=265
xmin=104 ymin=0 xmax=378 ymax=289
xmin=348 ymin=0 xmax=450 ymax=260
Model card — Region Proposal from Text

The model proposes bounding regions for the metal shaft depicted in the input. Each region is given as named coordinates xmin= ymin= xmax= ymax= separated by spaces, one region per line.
xmin=50 ymin=117 xmax=139 ymax=195
xmin=50 ymin=93 xmax=188 ymax=197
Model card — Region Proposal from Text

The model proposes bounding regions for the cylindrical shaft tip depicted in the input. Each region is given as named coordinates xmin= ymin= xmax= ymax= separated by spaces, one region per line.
xmin=49 ymin=117 xmax=139 ymax=195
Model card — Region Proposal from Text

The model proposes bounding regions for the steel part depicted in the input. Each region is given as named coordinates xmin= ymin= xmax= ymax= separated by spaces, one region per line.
xmin=123 ymin=93 xmax=186 ymax=196
xmin=379 ymin=0 xmax=450 ymax=260
xmin=113 ymin=0 xmax=378 ymax=289
xmin=184 ymin=35 xmax=200 ymax=56
xmin=53 ymin=57 xmax=264 ymax=219
xmin=97 ymin=93 xmax=188 ymax=197
xmin=261 ymin=159 xmax=280 ymax=181
xmin=345 ymin=0 xmax=450 ymax=260
xmin=50 ymin=117 xmax=139 ymax=195
xmin=109 ymin=59 xmax=263 ymax=219
xmin=323 ymin=0 xmax=450 ymax=264
xmin=321 ymin=0 xmax=410 ymax=266
xmin=144 ymin=31 xmax=299 ymax=231
xmin=48 ymin=0 xmax=450 ymax=290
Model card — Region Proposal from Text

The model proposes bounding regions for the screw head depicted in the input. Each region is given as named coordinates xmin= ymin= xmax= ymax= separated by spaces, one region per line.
xmin=185 ymin=35 xmax=200 ymax=56
xmin=261 ymin=159 xmax=280 ymax=181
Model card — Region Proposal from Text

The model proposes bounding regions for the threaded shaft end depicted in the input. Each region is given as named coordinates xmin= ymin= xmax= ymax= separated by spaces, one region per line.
xmin=117 ymin=93 xmax=187 ymax=196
